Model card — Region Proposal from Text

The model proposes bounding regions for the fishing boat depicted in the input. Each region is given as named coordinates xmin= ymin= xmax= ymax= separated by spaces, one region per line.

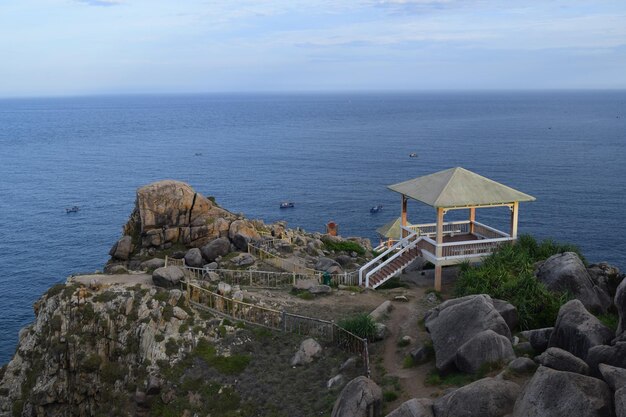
xmin=66 ymin=206 xmax=80 ymax=213
xmin=409 ymin=153 xmax=418 ymax=158
xmin=280 ymin=202 xmax=295 ymax=209
xmin=370 ymin=205 xmax=383 ymax=213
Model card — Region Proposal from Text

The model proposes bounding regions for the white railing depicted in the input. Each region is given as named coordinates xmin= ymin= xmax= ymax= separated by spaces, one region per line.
xmin=359 ymin=228 xmax=421 ymax=288
xmin=472 ymin=221 xmax=510 ymax=239
xmin=404 ymin=220 xmax=470 ymax=238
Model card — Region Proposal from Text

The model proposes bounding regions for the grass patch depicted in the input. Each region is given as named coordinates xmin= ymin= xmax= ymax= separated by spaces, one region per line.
xmin=402 ymin=355 xmax=416 ymax=368
xmin=338 ymin=313 xmax=377 ymax=340
xmin=425 ymin=370 xmax=474 ymax=387
xmin=321 ymin=238 xmax=365 ymax=255
xmin=596 ymin=312 xmax=619 ymax=332
xmin=291 ymin=289 xmax=314 ymax=300
xmin=153 ymin=291 xmax=170 ymax=303
xmin=383 ymin=391 xmax=399 ymax=402
xmin=455 ymin=235 xmax=576 ymax=330
xmin=92 ymin=290 xmax=118 ymax=303
xmin=194 ymin=339 xmax=251 ymax=375
xmin=377 ymin=277 xmax=409 ymax=290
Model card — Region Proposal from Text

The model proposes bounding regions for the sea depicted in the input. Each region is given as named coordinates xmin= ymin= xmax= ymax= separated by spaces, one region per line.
xmin=1 ymin=91 xmax=625 ymax=364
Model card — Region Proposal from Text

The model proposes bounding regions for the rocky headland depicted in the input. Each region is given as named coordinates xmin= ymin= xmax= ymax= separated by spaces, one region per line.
xmin=2 ymin=179 xmax=626 ymax=417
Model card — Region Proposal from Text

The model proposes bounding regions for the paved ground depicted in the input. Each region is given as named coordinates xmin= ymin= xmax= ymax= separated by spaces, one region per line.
xmin=68 ymin=272 xmax=153 ymax=287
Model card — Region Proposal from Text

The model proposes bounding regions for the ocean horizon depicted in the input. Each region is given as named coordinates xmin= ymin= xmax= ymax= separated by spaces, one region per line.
xmin=1 ymin=91 xmax=625 ymax=364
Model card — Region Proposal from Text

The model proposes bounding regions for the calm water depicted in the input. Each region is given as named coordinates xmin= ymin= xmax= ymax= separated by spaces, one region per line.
xmin=1 ymin=92 xmax=625 ymax=364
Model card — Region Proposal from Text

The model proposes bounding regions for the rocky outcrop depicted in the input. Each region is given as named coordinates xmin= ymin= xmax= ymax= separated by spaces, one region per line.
xmin=548 ymin=299 xmax=613 ymax=360
xmin=425 ymin=295 xmax=511 ymax=372
xmin=519 ymin=327 xmax=553 ymax=353
xmin=536 ymin=252 xmax=610 ymax=313
xmin=616 ymin=278 xmax=626 ymax=336
xmin=492 ymin=299 xmax=519 ymax=332
xmin=152 ymin=266 xmax=185 ymax=288
xmin=433 ymin=377 xmax=520 ymax=417
xmin=586 ymin=343 xmax=626 ymax=376
xmin=184 ymin=248 xmax=204 ymax=267
xmin=109 ymin=235 xmax=134 ymax=261
xmin=455 ymin=329 xmax=515 ymax=374
xmin=331 ymin=376 xmax=382 ymax=417
xmin=536 ymin=347 xmax=590 ymax=375
xmin=598 ymin=363 xmax=626 ymax=391
xmin=200 ymin=237 xmax=231 ymax=262
xmin=228 ymin=220 xmax=261 ymax=251
xmin=513 ymin=366 xmax=614 ymax=417
xmin=385 ymin=398 xmax=433 ymax=417
xmin=291 ymin=338 xmax=322 ymax=366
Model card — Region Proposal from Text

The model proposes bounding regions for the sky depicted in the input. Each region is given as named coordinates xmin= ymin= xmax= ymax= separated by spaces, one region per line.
xmin=0 ymin=0 xmax=625 ymax=97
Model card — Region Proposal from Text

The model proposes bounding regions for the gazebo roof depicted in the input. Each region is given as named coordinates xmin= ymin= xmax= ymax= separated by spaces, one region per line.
xmin=388 ymin=167 xmax=535 ymax=208
xmin=376 ymin=217 xmax=403 ymax=238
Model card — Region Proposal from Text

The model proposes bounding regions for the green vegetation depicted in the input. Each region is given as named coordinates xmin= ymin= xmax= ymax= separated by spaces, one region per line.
xmin=165 ymin=338 xmax=179 ymax=355
xmin=321 ymin=238 xmax=365 ymax=255
xmin=383 ymin=391 xmax=399 ymax=402
xmin=153 ymin=291 xmax=170 ymax=303
xmin=154 ymin=334 xmax=165 ymax=343
xmin=596 ymin=312 xmax=619 ymax=332
xmin=100 ymin=362 xmax=126 ymax=384
xmin=425 ymin=370 xmax=474 ymax=387
xmin=338 ymin=313 xmax=377 ymax=340
xmin=194 ymin=339 xmax=251 ymax=375
xmin=377 ymin=277 xmax=409 ymax=290
xmin=45 ymin=283 xmax=66 ymax=298
xmin=455 ymin=235 xmax=578 ymax=330
xmin=425 ymin=288 xmax=442 ymax=301
xmin=397 ymin=338 xmax=410 ymax=347
xmin=402 ymin=355 xmax=416 ymax=368
xmin=92 ymin=290 xmax=118 ymax=303
xmin=81 ymin=354 xmax=102 ymax=372
xmin=151 ymin=380 xmax=243 ymax=417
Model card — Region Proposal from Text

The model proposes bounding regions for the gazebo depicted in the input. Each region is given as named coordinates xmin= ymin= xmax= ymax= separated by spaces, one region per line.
xmin=359 ymin=167 xmax=535 ymax=291
xmin=375 ymin=217 xmax=403 ymax=250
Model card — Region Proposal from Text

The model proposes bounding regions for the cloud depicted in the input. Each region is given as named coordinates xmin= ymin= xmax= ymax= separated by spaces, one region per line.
xmin=76 ymin=0 xmax=120 ymax=6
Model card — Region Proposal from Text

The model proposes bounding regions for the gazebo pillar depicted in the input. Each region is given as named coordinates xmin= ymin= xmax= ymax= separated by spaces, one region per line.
xmin=510 ymin=202 xmax=519 ymax=239
xmin=469 ymin=207 xmax=476 ymax=234
xmin=435 ymin=207 xmax=444 ymax=291
xmin=401 ymin=195 xmax=408 ymax=238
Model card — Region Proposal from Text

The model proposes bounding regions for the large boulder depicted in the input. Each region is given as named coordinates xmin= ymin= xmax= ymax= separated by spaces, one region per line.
xmin=587 ymin=263 xmax=624 ymax=299
xmin=385 ymin=398 xmax=433 ymax=417
xmin=512 ymin=366 xmax=614 ymax=417
xmin=519 ymin=327 xmax=553 ymax=353
xmin=139 ymin=258 xmax=165 ymax=271
xmin=493 ymin=299 xmax=519 ymax=332
xmin=230 ymin=253 xmax=255 ymax=267
xmin=616 ymin=388 xmax=626 ymax=417
xmin=200 ymin=238 xmax=231 ymax=262
xmin=455 ymin=329 xmax=515 ymax=374
xmin=536 ymin=347 xmax=590 ymax=375
xmin=548 ymin=299 xmax=613 ymax=360
xmin=152 ymin=266 xmax=185 ymax=288
xmin=433 ymin=377 xmax=520 ymax=417
xmin=184 ymin=248 xmax=204 ymax=268
xmin=586 ymin=343 xmax=626 ymax=376
xmin=315 ymin=257 xmax=343 ymax=273
xmin=228 ymin=220 xmax=260 ymax=251
xmin=136 ymin=180 xmax=228 ymax=232
xmin=331 ymin=376 xmax=383 ymax=417
xmin=109 ymin=235 xmax=133 ymax=260
xmin=425 ymin=295 xmax=511 ymax=372
xmin=291 ymin=338 xmax=322 ymax=366
xmin=598 ymin=363 xmax=626 ymax=391
xmin=536 ymin=252 xmax=610 ymax=313
xmin=616 ymin=278 xmax=626 ymax=336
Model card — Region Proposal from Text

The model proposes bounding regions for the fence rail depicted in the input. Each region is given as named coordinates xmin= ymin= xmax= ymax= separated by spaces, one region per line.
xmin=182 ymin=280 xmax=370 ymax=376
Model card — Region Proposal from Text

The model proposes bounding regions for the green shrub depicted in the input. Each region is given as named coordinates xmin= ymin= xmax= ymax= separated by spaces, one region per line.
xmin=383 ymin=391 xmax=398 ymax=402
xmin=322 ymin=239 xmax=365 ymax=255
xmin=194 ymin=339 xmax=251 ymax=375
xmin=81 ymin=354 xmax=102 ymax=372
xmin=165 ymin=338 xmax=179 ymax=356
xmin=101 ymin=362 xmax=126 ymax=384
xmin=596 ymin=313 xmax=619 ymax=332
xmin=338 ymin=313 xmax=377 ymax=340
xmin=153 ymin=291 xmax=170 ymax=303
xmin=154 ymin=334 xmax=165 ymax=343
xmin=93 ymin=291 xmax=118 ymax=303
xmin=425 ymin=370 xmax=474 ymax=387
xmin=455 ymin=235 xmax=575 ymax=330
xmin=46 ymin=284 xmax=65 ymax=298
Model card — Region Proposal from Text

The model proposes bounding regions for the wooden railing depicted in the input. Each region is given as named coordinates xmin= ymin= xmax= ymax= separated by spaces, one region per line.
xmin=182 ymin=280 xmax=369 ymax=376
xmin=248 ymin=240 xmax=360 ymax=286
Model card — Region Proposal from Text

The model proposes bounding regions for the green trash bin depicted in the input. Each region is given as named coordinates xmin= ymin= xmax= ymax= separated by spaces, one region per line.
xmin=322 ymin=272 xmax=332 ymax=286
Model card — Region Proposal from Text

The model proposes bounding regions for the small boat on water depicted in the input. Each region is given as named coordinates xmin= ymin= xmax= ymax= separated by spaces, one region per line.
xmin=66 ymin=206 xmax=80 ymax=213
xmin=194 ymin=152 xmax=203 ymax=156
xmin=409 ymin=153 xmax=418 ymax=158
xmin=370 ymin=205 xmax=383 ymax=214
xmin=280 ymin=202 xmax=295 ymax=209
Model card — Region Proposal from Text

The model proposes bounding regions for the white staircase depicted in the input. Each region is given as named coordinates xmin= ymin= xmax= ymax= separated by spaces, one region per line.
xmin=359 ymin=231 xmax=423 ymax=289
